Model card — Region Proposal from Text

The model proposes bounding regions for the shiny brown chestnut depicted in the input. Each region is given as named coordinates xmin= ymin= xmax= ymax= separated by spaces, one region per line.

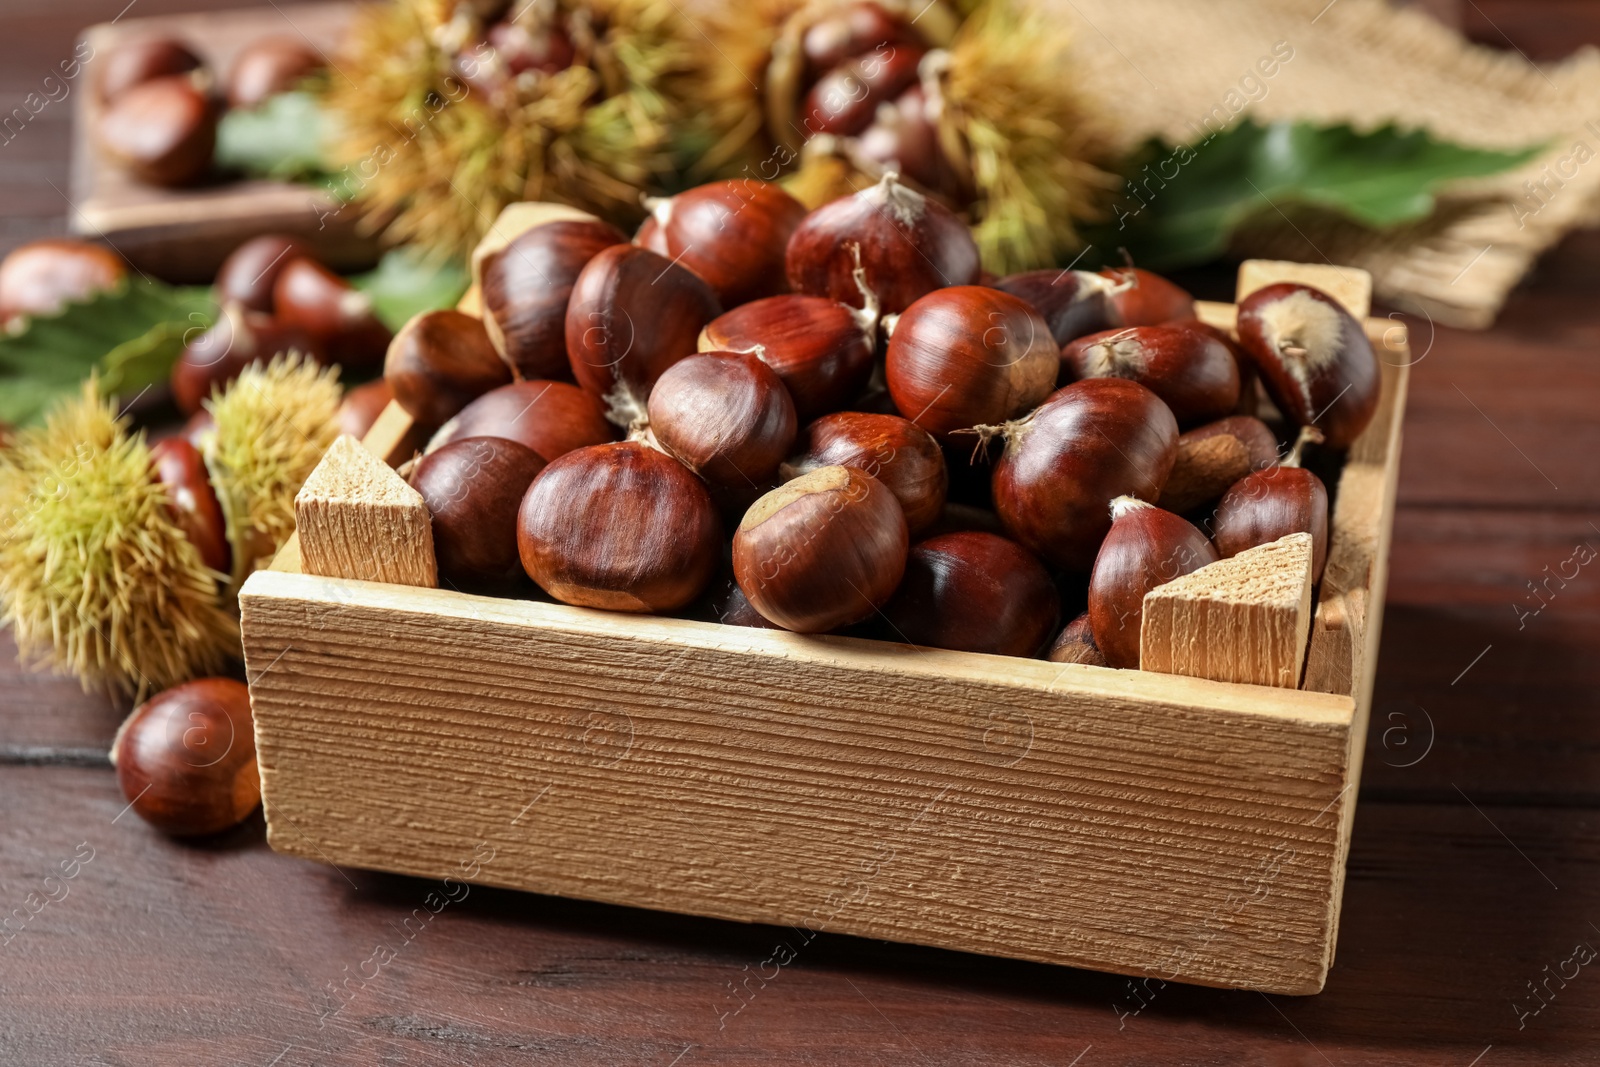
xmin=274 ymin=257 xmax=392 ymax=370
xmin=1088 ymin=497 xmax=1219 ymax=669
xmin=1236 ymin=283 xmax=1379 ymax=449
xmin=1212 ymin=428 xmax=1330 ymax=581
xmin=713 ymin=578 xmax=783 ymax=630
xmin=0 ymin=239 xmax=126 ymax=325
xmin=411 ymin=436 xmax=546 ymax=585
xmin=337 ymin=378 xmax=395 ymax=441
xmin=647 ymin=351 xmax=797 ymax=494
xmin=880 ymin=531 xmax=1060 ymax=657
xmin=800 ymin=41 xmax=925 ymax=137
xmin=149 ymin=436 xmax=230 ymax=575
xmin=780 ymin=411 xmax=947 ymax=534
xmin=992 ymin=269 xmax=1119 ymax=346
xmin=97 ymin=74 xmax=217 ymax=187
xmin=731 ymin=465 xmax=908 ymax=633
xmin=518 ymin=441 xmax=721 ymax=612
xmin=479 ymin=218 xmax=626 ymax=380
xmin=989 ymin=378 xmax=1179 ymax=571
xmin=853 ymin=84 xmax=969 ymax=203
xmin=214 ymin=234 xmax=310 ymax=313
xmin=1099 ymin=267 xmax=1196 ymax=327
xmin=565 ymin=244 xmax=722 ymax=407
xmin=224 ymin=36 xmax=323 ymax=109
xmin=1046 ymin=612 xmax=1108 ymax=667
xmin=110 ymin=678 xmax=259 ymax=836
xmin=429 ymin=379 xmax=616 ymax=462
xmin=786 ymin=172 xmax=980 ymax=314
xmin=97 ymin=36 xmax=203 ymax=103
xmin=699 ymin=293 xmax=877 ymax=421
xmin=170 ymin=304 xmax=316 ymax=415
xmin=1157 ymin=414 xmax=1279 ymax=514
xmin=1060 ymin=323 xmax=1241 ymax=425
xmin=801 ymin=1 xmax=918 ymax=74
xmin=384 ymin=309 xmax=513 ymax=429
xmin=886 ymin=286 xmax=1057 ymax=439
xmin=636 ymin=181 xmax=807 ymax=308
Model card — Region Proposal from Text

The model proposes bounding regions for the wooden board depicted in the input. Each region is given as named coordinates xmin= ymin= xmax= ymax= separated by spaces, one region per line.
xmin=68 ymin=3 xmax=377 ymax=282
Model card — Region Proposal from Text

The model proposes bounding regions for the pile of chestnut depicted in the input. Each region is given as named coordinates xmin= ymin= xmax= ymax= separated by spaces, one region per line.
xmin=381 ymin=172 xmax=1380 ymax=670
xmin=95 ymin=34 xmax=323 ymax=187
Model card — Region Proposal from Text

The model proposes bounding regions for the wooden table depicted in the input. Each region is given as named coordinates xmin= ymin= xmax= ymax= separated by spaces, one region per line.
xmin=4 ymin=2 xmax=1599 ymax=1063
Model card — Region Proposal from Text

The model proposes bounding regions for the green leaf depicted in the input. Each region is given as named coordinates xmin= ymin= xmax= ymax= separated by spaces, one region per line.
xmin=0 ymin=282 xmax=216 ymax=425
xmin=1088 ymin=120 xmax=1545 ymax=270
xmin=215 ymin=91 xmax=335 ymax=181
xmin=349 ymin=249 xmax=470 ymax=332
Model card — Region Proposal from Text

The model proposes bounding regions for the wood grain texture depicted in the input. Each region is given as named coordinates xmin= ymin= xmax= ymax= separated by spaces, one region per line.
xmin=294 ymin=435 xmax=436 ymax=587
xmin=1142 ymin=533 xmax=1315 ymax=688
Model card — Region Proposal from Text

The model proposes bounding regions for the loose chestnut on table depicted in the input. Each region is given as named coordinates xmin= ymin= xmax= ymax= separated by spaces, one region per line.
xmin=879 ymin=531 xmax=1059 ymax=657
xmin=385 ymin=308 xmax=512 ymax=429
xmin=110 ymin=678 xmax=260 ymax=837
xmin=698 ymin=293 xmax=878 ymax=421
xmin=780 ymin=411 xmax=947 ymax=535
xmin=732 ymin=465 xmax=908 ymax=633
xmin=429 ymin=379 xmax=617 ymax=462
xmin=214 ymin=234 xmax=311 ymax=313
xmin=411 ymin=436 xmax=546 ymax=585
xmin=274 ymin=258 xmax=392 ymax=371
xmin=1088 ymin=497 xmax=1219 ymax=669
xmin=635 ymin=180 xmax=807 ymax=308
xmin=518 ymin=441 xmax=721 ymax=612
xmin=647 ymin=351 xmax=798 ymax=496
xmin=149 ymin=436 xmax=231 ymax=575
xmin=0 ymin=239 xmax=127 ymax=325
xmin=989 ymin=378 xmax=1179 ymax=571
xmin=1059 ymin=323 xmax=1240 ymax=426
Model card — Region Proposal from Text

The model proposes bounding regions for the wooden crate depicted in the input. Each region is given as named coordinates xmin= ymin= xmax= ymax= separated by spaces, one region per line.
xmin=69 ymin=4 xmax=377 ymax=282
xmin=238 ymin=264 xmax=1409 ymax=995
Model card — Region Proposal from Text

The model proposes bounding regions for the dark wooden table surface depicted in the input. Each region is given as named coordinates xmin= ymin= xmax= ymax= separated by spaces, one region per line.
xmin=4 ymin=2 xmax=1599 ymax=1064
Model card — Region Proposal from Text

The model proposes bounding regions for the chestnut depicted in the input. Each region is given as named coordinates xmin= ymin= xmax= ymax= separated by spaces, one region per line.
xmin=170 ymin=304 xmax=316 ymax=415
xmin=1059 ymin=324 xmax=1240 ymax=426
xmin=1236 ymin=282 xmax=1379 ymax=449
xmin=110 ymin=678 xmax=259 ymax=837
xmin=1088 ymin=497 xmax=1219 ymax=669
xmin=430 ymin=379 xmax=616 ymax=462
xmin=479 ymin=218 xmax=627 ymax=380
xmin=214 ymin=234 xmax=310 ymax=313
xmin=97 ymin=36 xmax=203 ymax=103
xmin=992 ymin=269 xmax=1118 ymax=346
xmin=636 ymin=181 xmax=807 ymax=307
xmin=411 ymin=436 xmax=546 ymax=585
xmin=885 ymin=286 xmax=1057 ymax=438
xmin=149 ymin=436 xmax=230 ymax=575
xmin=732 ymin=465 xmax=908 ymax=633
xmin=181 ymin=408 xmax=215 ymax=448
xmin=990 ymin=379 xmax=1179 ymax=571
xmin=853 ymin=84 xmax=968 ymax=202
xmin=880 ymin=531 xmax=1059 ymax=657
xmin=385 ymin=309 xmax=513 ymax=429
xmin=786 ymin=172 xmax=981 ymax=314
xmin=1046 ymin=613 xmax=1108 ymax=667
xmin=338 ymin=378 xmax=395 ymax=441
xmin=699 ymin=293 xmax=877 ymax=421
xmin=564 ymin=244 xmax=722 ymax=407
xmin=518 ymin=441 xmax=721 ymax=612
xmin=486 ymin=19 xmax=577 ymax=76
xmin=1157 ymin=414 xmax=1279 ymax=514
xmin=1212 ymin=428 xmax=1330 ymax=581
xmin=713 ymin=578 xmax=783 ymax=630
xmin=801 ymin=2 xmax=918 ymax=74
xmin=800 ymin=42 xmax=925 ymax=137
xmin=274 ymin=257 xmax=392 ymax=370
xmin=97 ymin=74 xmax=217 ymax=187
xmin=224 ymin=36 xmax=323 ymax=109
xmin=1099 ymin=267 xmax=1196 ymax=327
xmin=0 ymin=239 xmax=126 ymax=325
xmin=780 ymin=411 xmax=946 ymax=534
xmin=647 ymin=351 xmax=797 ymax=495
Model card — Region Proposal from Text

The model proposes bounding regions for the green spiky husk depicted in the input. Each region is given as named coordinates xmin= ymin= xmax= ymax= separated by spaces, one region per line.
xmin=0 ymin=382 xmax=236 ymax=700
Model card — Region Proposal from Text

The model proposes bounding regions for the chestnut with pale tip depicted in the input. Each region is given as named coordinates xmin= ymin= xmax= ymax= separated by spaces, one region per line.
xmin=699 ymin=290 xmax=877 ymax=421
xmin=732 ymin=465 xmax=908 ymax=633
xmin=1088 ymin=497 xmax=1219 ymax=669
xmin=411 ymin=436 xmax=546 ymax=585
xmin=647 ymin=351 xmax=797 ymax=494
xmin=565 ymin=244 xmax=722 ymax=409
xmin=1060 ymin=324 xmax=1240 ymax=426
xmin=636 ymin=181 xmax=807 ymax=308
xmin=885 ymin=286 xmax=1057 ymax=438
xmin=518 ymin=441 xmax=721 ymax=612
xmin=1157 ymin=414 xmax=1279 ymax=514
xmin=274 ymin=258 xmax=392 ymax=370
xmin=479 ymin=218 xmax=627 ymax=381
xmin=780 ymin=411 xmax=946 ymax=534
xmin=149 ymin=437 xmax=230 ymax=575
xmin=988 ymin=378 xmax=1179 ymax=572
xmin=786 ymin=172 xmax=980 ymax=314
xmin=0 ymin=239 xmax=127 ymax=325
xmin=170 ymin=304 xmax=316 ymax=415
xmin=880 ymin=531 xmax=1060 ymax=657
xmin=110 ymin=678 xmax=259 ymax=837
xmin=1236 ymin=282 xmax=1379 ymax=449
xmin=385 ymin=309 xmax=513 ymax=429
xmin=214 ymin=234 xmax=310 ymax=313
xmin=429 ymin=379 xmax=616 ymax=462
xmin=1213 ymin=427 xmax=1330 ymax=581
xmin=1046 ymin=612 xmax=1108 ymax=667
xmin=992 ymin=269 xmax=1119 ymax=346
xmin=97 ymin=74 xmax=217 ymax=187
xmin=1098 ymin=267 xmax=1196 ymax=327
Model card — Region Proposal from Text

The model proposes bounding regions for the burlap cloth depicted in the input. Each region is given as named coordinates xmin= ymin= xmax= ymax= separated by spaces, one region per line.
xmin=1056 ymin=0 xmax=1600 ymax=326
